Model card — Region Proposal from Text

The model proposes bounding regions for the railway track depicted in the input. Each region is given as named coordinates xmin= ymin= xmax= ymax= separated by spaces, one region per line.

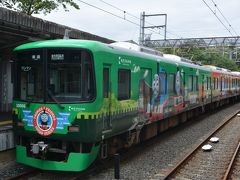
xmin=1 ymin=104 xmax=239 ymax=179
xmin=164 ymin=110 xmax=240 ymax=180
xmin=7 ymin=169 xmax=40 ymax=180
xmin=223 ymin=141 xmax=240 ymax=180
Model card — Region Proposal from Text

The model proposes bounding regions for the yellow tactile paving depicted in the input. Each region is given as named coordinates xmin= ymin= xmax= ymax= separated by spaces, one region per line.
xmin=0 ymin=120 xmax=12 ymax=126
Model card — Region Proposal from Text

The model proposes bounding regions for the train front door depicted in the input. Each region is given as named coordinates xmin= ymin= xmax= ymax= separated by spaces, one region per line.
xmin=103 ymin=65 xmax=112 ymax=132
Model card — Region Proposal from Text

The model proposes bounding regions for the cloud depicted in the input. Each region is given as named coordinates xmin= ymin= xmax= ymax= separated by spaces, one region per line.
xmin=35 ymin=0 xmax=240 ymax=42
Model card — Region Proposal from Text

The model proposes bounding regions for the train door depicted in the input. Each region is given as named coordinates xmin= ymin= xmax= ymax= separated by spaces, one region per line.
xmin=201 ymin=75 xmax=205 ymax=103
xmin=159 ymin=71 xmax=167 ymax=106
xmin=103 ymin=65 xmax=112 ymax=131
xmin=139 ymin=68 xmax=152 ymax=115
xmin=20 ymin=72 xmax=27 ymax=99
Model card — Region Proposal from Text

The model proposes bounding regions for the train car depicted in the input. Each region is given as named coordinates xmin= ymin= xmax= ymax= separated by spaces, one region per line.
xmin=231 ymin=71 xmax=240 ymax=96
xmin=12 ymin=40 xmax=240 ymax=171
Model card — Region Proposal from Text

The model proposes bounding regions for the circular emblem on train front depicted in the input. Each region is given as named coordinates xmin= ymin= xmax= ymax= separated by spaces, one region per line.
xmin=33 ymin=106 xmax=57 ymax=136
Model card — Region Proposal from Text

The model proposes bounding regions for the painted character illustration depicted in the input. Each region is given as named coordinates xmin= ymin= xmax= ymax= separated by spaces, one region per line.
xmin=40 ymin=112 xmax=49 ymax=130
xmin=175 ymin=70 xmax=181 ymax=96
xmin=151 ymin=74 xmax=160 ymax=113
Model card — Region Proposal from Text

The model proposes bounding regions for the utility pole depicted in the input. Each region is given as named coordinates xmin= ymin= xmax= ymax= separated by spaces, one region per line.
xmin=139 ymin=12 xmax=145 ymax=46
xmin=139 ymin=12 xmax=167 ymax=45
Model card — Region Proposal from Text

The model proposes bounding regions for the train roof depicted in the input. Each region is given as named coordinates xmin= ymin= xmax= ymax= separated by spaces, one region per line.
xmin=13 ymin=39 xmax=239 ymax=75
xmin=110 ymin=42 xmax=163 ymax=56
xmin=13 ymin=39 xmax=107 ymax=51
xmin=13 ymin=39 xmax=211 ymax=71
xmin=109 ymin=42 xmax=211 ymax=72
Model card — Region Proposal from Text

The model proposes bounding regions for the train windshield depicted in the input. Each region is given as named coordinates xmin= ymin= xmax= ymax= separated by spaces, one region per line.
xmin=14 ymin=49 xmax=95 ymax=103
xmin=47 ymin=49 xmax=95 ymax=102
xmin=14 ymin=50 xmax=44 ymax=102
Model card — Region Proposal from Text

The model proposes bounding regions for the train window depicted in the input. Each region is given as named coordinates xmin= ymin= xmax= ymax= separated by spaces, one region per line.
xmin=196 ymin=76 xmax=199 ymax=91
xmin=140 ymin=68 xmax=152 ymax=87
xmin=159 ymin=72 xmax=166 ymax=94
xmin=224 ymin=78 xmax=226 ymax=89
xmin=228 ymin=78 xmax=231 ymax=89
xmin=203 ymin=75 xmax=207 ymax=91
xmin=180 ymin=72 xmax=185 ymax=95
xmin=206 ymin=77 xmax=209 ymax=90
xmin=220 ymin=77 xmax=223 ymax=91
xmin=213 ymin=78 xmax=216 ymax=89
xmin=207 ymin=77 xmax=210 ymax=90
xmin=103 ymin=68 xmax=109 ymax=98
xmin=168 ymin=73 xmax=175 ymax=94
xmin=205 ymin=76 xmax=208 ymax=91
xmin=219 ymin=77 xmax=221 ymax=90
xmin=188 ymin=75 xmax=193 ymax=92
xmin=118 ymin=69 xmax=130 ymax=100
xmin=193 ymin=76 xmax=196 ymax=91
xmin=14 ymin=50 xmax=44 ymax=102
xmin=48 ymin=50 xmax=95 ymax=102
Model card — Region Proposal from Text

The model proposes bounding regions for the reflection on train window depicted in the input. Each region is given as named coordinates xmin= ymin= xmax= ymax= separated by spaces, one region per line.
xmin=118 ymin=69 xmax=130 ymax=100
xmin=195 ymin=76 xmax=198 ymax=91
xmin=49 ymin=64 xmax=82 ymax=101
xmin=159 ymin=72 xmax=166 ymax=94
xmin=213 ymin=78 xmax=216 ymax=89
xmin=103 ymin=68 xmax=109 ymax=98
xmin=14 ymin=50 xmax=43 ymax=102
xmin=192 ymin=76 xmax=197 ymax=91
xmin=188 ymin=75 xmax=193 ymax=92
xmin=48 ymin=50 xmax=95 ymax=102
xmin=20 ymin=66 xmax=43 ymax=102
xmin=168 ymin=73 xmax=175 ymax=94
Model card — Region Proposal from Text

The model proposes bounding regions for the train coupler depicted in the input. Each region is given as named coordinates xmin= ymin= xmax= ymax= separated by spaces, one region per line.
xmin=31 ymin=141 xmax=48 ymax=155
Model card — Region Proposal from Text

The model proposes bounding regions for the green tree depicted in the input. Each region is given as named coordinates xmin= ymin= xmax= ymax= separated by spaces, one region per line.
xmin=158 ymin=47 xmax=239 ymax=71
xmin=0 ymin=0 xmax=80 ymax=15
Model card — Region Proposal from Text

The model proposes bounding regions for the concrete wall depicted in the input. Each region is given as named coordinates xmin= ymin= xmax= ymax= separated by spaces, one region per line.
xmin=0 ymin=57 xmax=12 ymax=112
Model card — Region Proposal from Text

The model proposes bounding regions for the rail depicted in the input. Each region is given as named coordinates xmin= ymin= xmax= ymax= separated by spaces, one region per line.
xmin=223 ymin=141 xmax=240 ymax=180
xmin=164 ymin=110 xmax=240 ymax=179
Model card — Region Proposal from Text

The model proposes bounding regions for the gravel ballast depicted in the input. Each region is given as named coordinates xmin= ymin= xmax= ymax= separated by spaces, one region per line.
xmin=90 ymin=103 xmax=240 ymax=180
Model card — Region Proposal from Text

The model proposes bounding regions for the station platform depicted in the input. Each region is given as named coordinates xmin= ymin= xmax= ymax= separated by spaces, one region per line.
xmin=0 ymin=112 xmax=12 ymax=127
xmin=0 ymin=112 xmax=14 ymax=151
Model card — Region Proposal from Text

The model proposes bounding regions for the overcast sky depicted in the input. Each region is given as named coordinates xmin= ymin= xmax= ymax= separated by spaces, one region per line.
xmin=35 ymin=0 xmax=240 ymax=42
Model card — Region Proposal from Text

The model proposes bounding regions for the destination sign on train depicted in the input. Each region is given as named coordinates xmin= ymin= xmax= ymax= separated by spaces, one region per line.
xmin=51 ymin=54 xmax=64 ymax=61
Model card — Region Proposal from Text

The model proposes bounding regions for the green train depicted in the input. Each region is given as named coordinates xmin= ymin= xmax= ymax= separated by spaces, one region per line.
xmin=12 ymin=40 xmax=240 ymax=171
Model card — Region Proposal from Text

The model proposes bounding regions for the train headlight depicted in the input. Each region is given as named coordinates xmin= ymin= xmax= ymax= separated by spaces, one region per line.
xmin=17 ymin=121 xmax=24 ymax=127
xmin=68 ymin=126 xmax=80 ymax=132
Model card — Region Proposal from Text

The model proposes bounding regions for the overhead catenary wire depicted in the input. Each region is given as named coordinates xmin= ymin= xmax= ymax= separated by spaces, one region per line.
xmin=78 ymin=0 xmax=168 ymax=39
xmin=99 ymin=0 xmax=139 ymax=20
xmin=77 ymin=0 xmax=140 ymax=26
xmin=210 ymin=0 xmax=238 ymax=36
xmin=98 ymin=0 xmax=182 ymax=38
xmin=78 ymin=0 xmax=182 ymax=39
xmin=201 ymin=0 xmax=234 ymax=36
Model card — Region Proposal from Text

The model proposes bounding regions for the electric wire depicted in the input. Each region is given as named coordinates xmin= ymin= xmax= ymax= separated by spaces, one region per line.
xmin=201 ymin=0 xmax=233 ymax=36
xmin=78 ymin=0 xmax=182 ymax=40
xmin=77 ymin=0 xmax=140 ymax=26
xmin=210 ymin=0 xmax=238 ymax=36
xmin=78 ymin=0 xmax=166 ymax=39
xmin=99 ymin=0 xmax=139 ymax=20
xmin=98 ymin=0 xmax=181 ymax=38
xmin=98 ymin=0 xmax=164 ymax=37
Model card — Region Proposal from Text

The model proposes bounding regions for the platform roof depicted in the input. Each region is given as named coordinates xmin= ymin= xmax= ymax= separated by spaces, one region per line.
xmin=0 ymin=7 xmax=114 ymax=54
